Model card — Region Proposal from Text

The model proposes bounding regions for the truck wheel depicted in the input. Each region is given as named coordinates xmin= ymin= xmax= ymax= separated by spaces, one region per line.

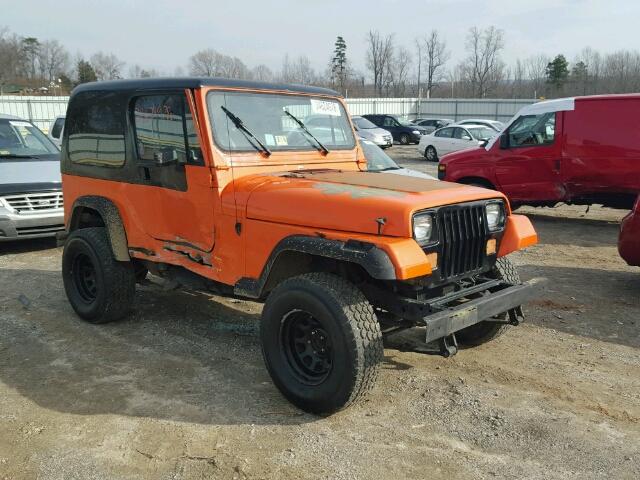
xmin=456 ymin=257 xmax=520 ymax=347
xmin=399 ymin=133 xmax=410 ymax=145
xmin=424 ymin=146 xmax=438 ymax=162
xmin=62 ymin=227 xmax=136 ymax=324
xmin=260 ymin=273 xmax=383 ymax=414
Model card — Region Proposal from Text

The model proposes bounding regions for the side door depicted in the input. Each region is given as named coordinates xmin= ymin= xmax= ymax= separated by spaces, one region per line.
xmin=381 ymin=116 xmax=400 ymax=140
xmin=128 ymin=91 xmax=216 ymax=252
xmin=432 ymin=127 xmax=455 ymax=154
xmin=494 ymin=111 xmax=565 ymax=203
xmin=451 ymin=127 xmax=475 ymax=152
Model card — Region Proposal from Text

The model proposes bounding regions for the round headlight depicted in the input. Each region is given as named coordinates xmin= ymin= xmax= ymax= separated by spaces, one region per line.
xmin=486 ymin=203 xmax=505 ymax=231
xmin=413 ymin=213 xmax=433 ymax=243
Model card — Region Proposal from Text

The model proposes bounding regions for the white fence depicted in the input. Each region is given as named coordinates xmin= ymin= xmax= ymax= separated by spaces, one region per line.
xmin=0 ymin=95 xmax=538 ymax=132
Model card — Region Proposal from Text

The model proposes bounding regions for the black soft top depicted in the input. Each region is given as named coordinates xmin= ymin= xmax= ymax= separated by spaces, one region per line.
xmin=71 ymin=77 xmax=340 ymax=97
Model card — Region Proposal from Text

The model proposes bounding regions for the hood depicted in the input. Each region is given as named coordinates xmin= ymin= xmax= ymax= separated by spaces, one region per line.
xmin=0 ymin=158 xmax=61 ymax=194
xmin=241 ymin=170 xmax=504 ymax=237
xmin=359 ymin=127 xmax=391 ymax=138
xmin=440 ymin=146 xmax=488 ymax=165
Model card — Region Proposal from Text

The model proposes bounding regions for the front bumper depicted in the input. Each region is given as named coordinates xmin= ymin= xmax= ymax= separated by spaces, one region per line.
xmin=0 ymin=208 xmax=64 ymax=241
xmin=372 ymin=136 xmax=393 ymax=147
xmin=422 ymin=278 xmax=544 ymax=343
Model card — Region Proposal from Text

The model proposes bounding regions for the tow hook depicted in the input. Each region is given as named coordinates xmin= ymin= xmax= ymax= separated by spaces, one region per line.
xmin=439 ymin=334 xmax=458 ymax=357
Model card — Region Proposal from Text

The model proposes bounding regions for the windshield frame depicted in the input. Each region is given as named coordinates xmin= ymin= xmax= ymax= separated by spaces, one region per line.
xmin=205 ymin=89 xmax=356 ymax=156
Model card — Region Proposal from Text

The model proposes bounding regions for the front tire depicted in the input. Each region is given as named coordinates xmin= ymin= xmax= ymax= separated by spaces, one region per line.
xmin=399 ymin=133 xmax=410 ymax=145
xmin=424 ymin=145 xmax=438 ymax=162
xmin=260 ymin=273 xmax=383 ymax=414
xmin=62 ymin=227 xmax=136 ymax=324
xmin=456 ymin=257 xmax=520 ymax=347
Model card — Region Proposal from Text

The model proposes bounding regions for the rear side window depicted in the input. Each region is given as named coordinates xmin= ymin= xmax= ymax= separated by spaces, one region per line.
xmin=435 ymin=127 xmax=453 ymax=138
xmin=51 ymin=117 xmax=64 ymax=139
xmin=132 ymin=94 xmax=202 ymax=165
xmin=453 ymin=128 xmax=472 ymax=140
xmin=66 ymin=92 xmax=126 ymax=167
xmin=382 ymin=117 xmax=396 ymax=127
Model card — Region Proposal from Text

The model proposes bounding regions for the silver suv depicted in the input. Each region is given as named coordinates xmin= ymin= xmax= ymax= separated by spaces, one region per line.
xmin=0 ymin=114 xmax=63 ymax=241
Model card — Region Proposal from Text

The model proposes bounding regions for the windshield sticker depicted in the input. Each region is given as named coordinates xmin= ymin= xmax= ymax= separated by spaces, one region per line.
xmin=310 ymin=99 xmax=341 ymax=117
xmin=9 ymin=121 xmax=33 ymax=128
xmin=313 ymin=182 xmax=405 ymax=199
xmin=275 ymin=135 xmax=288 ymax=146
xmin=264 ymin=134 xmax=275 ymax=146
xmin=0 ymin=150 xmax=10 ymax=155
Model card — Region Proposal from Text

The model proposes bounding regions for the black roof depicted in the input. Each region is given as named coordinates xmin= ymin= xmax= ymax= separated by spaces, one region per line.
xmin=71 ymin=77 xmax=340 ymax=97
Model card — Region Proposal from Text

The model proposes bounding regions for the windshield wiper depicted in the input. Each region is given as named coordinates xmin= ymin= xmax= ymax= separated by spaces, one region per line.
xmin=283 ymin=110 xmax=329 ymax=155
xmin=220 ymin=106 xmax=271 ymax=157
xmin=376 ymin=166 xmax=400 ymax=171
xmin=0 ymin=153 xmax=42 ymax=159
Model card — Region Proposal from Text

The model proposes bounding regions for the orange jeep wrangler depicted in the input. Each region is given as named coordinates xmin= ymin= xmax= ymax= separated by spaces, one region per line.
xmin=59 ymin=78 xmax=540 ymax=414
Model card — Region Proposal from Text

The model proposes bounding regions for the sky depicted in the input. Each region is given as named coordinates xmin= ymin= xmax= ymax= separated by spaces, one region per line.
xmin=4 ymin=0 xmax=639 ymax=76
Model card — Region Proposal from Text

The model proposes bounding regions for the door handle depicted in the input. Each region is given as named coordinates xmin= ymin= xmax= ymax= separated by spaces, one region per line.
xmin=553 ymin=159 xmax=561 ymax=172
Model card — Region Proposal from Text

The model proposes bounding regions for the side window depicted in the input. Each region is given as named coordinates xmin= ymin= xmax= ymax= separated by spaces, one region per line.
xmin=132 ymin=94 xmax=203 ymax=165
xmin=453 ymin=128 xmax=472 ymax=140
xmin=382 ymin=117 xmax=396 ymax=127
xmin=67 ymin=92 xmax=126 ymax=167
xmin=435 ymin=127 xmax=453 ymax=138
xmin=51 ymin=118 xmax=64 ymax=139
xmin=507 ymin=112 xmax=556 ymax=147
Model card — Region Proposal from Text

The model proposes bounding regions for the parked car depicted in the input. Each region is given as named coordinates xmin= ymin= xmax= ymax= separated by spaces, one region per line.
xmin=411 ymin=118 xmax=454 ymax=133
xmin=59 ymin=77 xmax=539 ymax=414
xmin=351 ymin=115 xmax=393 ymax=148
xmin=439 ymin=95 xmax=640 ymax=209
xmin=457 ymin=119 xmax=504 ymax=131
xmin=48 ymin=114 xmax=65 ymax=148
xmin=0 ymin=114 xmax=64 ymax=241
xmin=362 ymin=114 xmax=428 ymax=144
xmin=360 ymin=139 xmax=436 ymax=179
xmin=418 ymin=124 xmax=497 ymax=162
xmin=619 ymin=195 xmax=640 ymax=266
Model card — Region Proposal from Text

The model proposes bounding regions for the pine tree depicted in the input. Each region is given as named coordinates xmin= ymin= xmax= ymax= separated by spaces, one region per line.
xmin=331 ymin=36 xmax=347 ymax=94
xmin=546 ymin=54 xmax=569 ymax=90
xmin=77 ymin=59 xmax=97 ymax=84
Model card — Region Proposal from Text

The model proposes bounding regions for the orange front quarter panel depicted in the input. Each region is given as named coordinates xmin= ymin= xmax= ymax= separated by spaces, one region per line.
xmin=497 ymin=214 xmax=538 ymax=257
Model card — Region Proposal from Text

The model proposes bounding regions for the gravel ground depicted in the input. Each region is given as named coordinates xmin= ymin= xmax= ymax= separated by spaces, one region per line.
xmin=0 ymin=146 xmax=638 ymax=479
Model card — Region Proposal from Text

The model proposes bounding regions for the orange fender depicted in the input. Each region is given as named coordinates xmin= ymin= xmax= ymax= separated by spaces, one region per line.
xmin=498 ymin=214 xmax=538 ymax=257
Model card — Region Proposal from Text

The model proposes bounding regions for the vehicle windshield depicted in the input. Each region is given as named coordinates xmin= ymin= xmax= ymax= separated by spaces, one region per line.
xmin=207 ymin=91 xmax=355 ymax=153
xmin=393 ymin=116 xmax=412 ymax=126
xmin=0 ymin=119 xmax=59 ymax=159
xmin=352 ymin=116 xmax=377 ymax=129
xmin=467 ymin=127 xmax=497 ymax=140
xmin=361 ymin=140 xmax=400 ymax=171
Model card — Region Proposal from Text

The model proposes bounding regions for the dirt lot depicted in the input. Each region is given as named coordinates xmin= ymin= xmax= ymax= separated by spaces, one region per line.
xmin=1 ymin=145 xmax=639 ymax=479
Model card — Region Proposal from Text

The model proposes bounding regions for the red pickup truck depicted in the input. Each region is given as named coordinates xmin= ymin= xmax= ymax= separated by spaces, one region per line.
xmin=439 ymin=95 xmax=640 ymax=210
xmin=619 ymin=196 xmax=640 ymax=266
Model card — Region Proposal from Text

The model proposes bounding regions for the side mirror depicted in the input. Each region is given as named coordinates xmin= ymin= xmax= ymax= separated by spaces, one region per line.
xmin=478 ymin=139 xmax=488 ymax=147
xmin=499 ymin=133 xmax=509 ymax=149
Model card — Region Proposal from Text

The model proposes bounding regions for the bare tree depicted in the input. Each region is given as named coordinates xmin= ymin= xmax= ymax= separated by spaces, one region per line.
xmin=365 ymin=30 xmax=394 ymax=96
xmin=252 ymin=64 xmax=273 ymax=82
xmin=90 ymin=52 xmax=124 ymax=80
xmin=524 ymin=54 xmax=549 ymax=98
xmin=287 ymin=55 xmax=316 ymax=85
xmin=38 ymin=40 xmax=70 ymax=82
xmin=389 ymin=46 xmax=412 ymax=96
xmin=188 ymin=49 xmax=217 ymax=76
xmin=461 ymin=26 xmax=505 ymax=97
xmin=0 ymin=28 xmax=23 ymax=86
xmin=420 ymin=30 xmax=449 ymax=98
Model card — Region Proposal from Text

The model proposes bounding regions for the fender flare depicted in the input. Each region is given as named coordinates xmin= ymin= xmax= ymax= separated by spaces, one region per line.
xmin=234 ymin=235 xmax=397 ymax=299
xmin=69 ymin=196 xmax=130 ymax=261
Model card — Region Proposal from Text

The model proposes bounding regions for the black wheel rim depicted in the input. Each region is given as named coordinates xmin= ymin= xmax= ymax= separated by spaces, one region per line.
xmin=280 ymin=310 xmax=333 ymax=385
xmin=72 ymin=253 xmax=98 ymax=303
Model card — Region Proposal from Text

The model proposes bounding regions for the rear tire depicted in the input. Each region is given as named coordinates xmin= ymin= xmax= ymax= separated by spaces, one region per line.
xmin=260 ymin=273 xmax=383 ymax=414
xmin=62 ymin=227 xmax=136 ymax=324
xmin=456 ymin=258 xmax=520 ymax=347
xmin=424 ymin=146 xmax=438 ymax=162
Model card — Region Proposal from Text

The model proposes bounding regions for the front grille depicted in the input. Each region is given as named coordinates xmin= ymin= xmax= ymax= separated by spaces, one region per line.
xmin=2 ymin=191 xmax=64 ymax=215
xmin=438 ymin=204 xmax=487 ymax=279
xmin=16 ymin=224 xmax=65 ymax=236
